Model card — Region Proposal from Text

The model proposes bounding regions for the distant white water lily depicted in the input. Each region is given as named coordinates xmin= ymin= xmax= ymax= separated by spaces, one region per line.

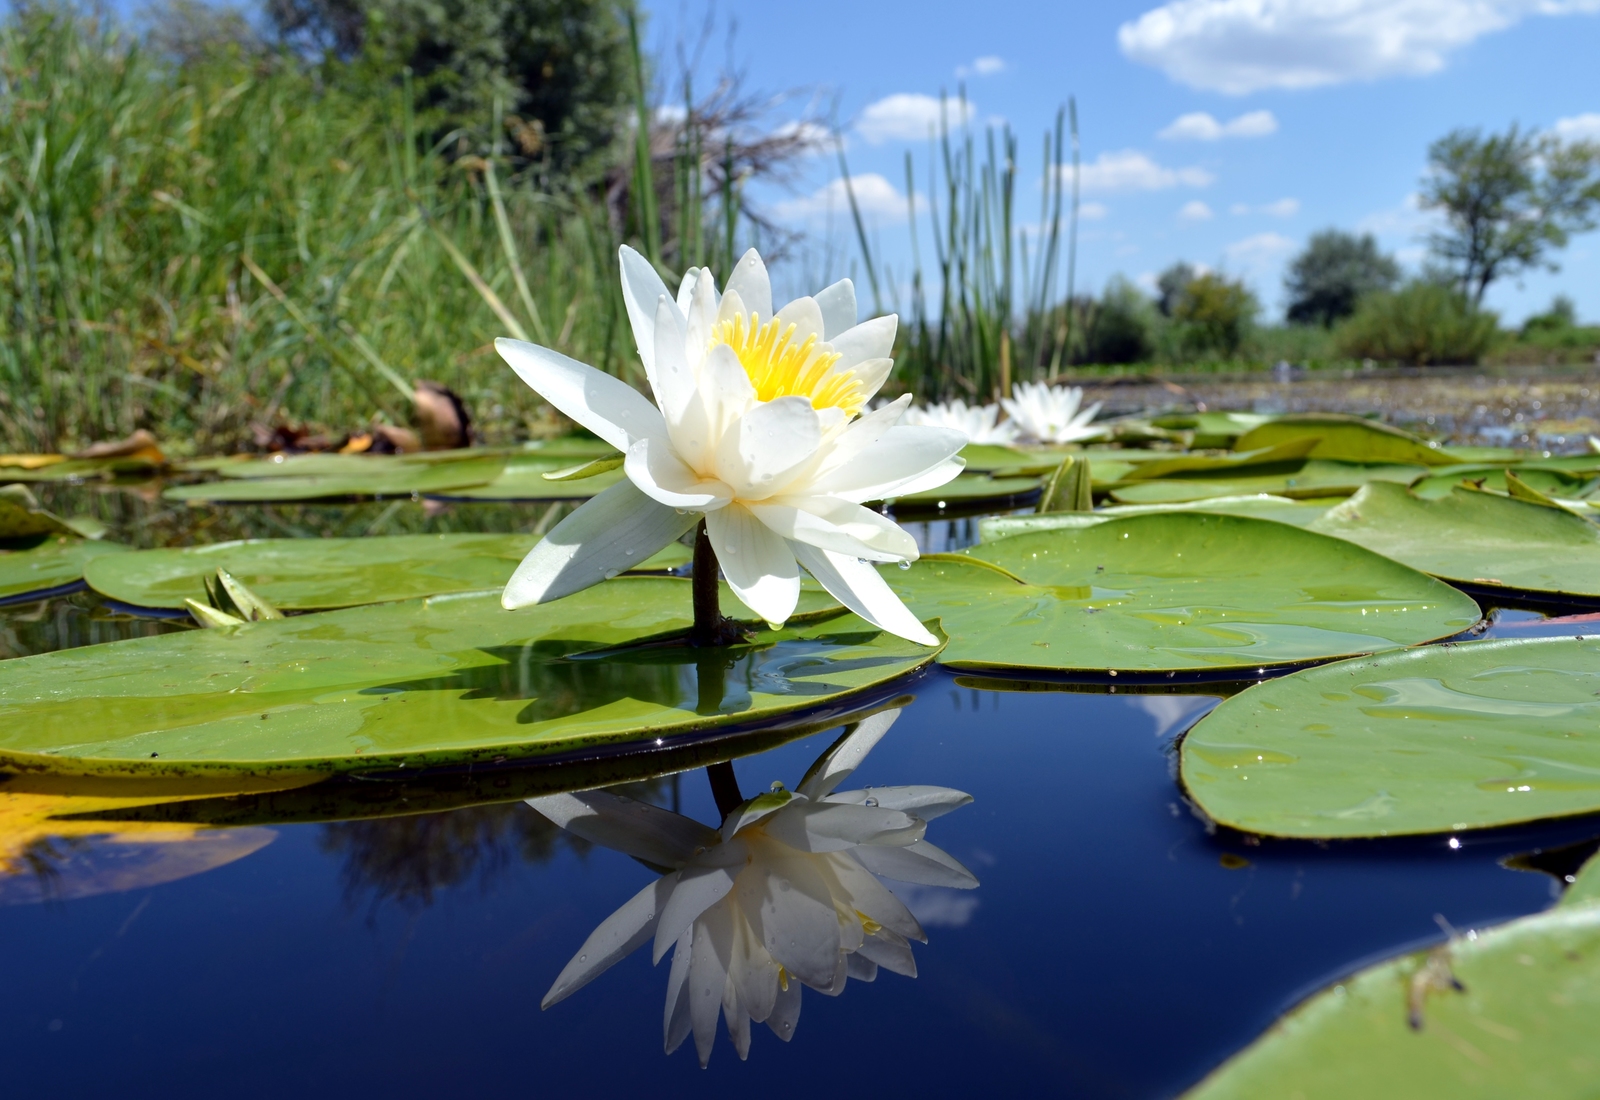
xmin=495 ymin=247 xmax=965 ymax=644
xmin=903 ymin=399 xmax=1018 ymax=445
xmin=528 ymin=710 xmax=977 ymax=1066
xmin=999 ymin=381 xmax=1105 ymax=444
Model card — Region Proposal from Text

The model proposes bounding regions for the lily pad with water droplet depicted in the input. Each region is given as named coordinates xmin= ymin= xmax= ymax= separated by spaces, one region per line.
xmin=82 ymin=535 xmax=692 ymax=611
xmin=0 ymin=536 xmax=131 ymax=604
xmin=884 ymin=513 xmax=1478 ymax=676
xmin=1307 ymin=481 xmax=1600 ymax=600
xmin=1181 ymin=636 xmax=1600 ymax=839
xmin=888 ymin=473 xmax=1042 ymax=511
xmin=1184 ymin=882 xmax=1600 ymax=1099
xmin=0 ymin=579 xmax=927 ymax=779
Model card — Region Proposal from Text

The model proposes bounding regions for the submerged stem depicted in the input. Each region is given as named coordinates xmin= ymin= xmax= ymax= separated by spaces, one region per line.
xmin=706 ymin=760 xmax=745 ymax=821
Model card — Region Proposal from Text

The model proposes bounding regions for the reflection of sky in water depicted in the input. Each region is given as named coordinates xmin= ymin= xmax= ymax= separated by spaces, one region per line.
xmin=3 ymin=667 xmax=1598 ymax=1096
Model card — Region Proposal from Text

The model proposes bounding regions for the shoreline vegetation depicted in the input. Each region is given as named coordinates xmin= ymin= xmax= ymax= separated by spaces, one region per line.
xmin=2 ymin=3 xmax=1598 ymax=457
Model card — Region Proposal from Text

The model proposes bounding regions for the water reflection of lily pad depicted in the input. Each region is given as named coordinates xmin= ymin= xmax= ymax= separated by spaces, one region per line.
xmin=0 ymin=580 xmax=933 ymax=778
xmin=1307 ymin=482 xmax=1600 ymax=600
xmin=889 ymin=513 xmax=1477 ymax=676
xmin=163 ymin=456 xmax=507 ymax=502
xmin=1185 ymin=873 xmax=1600 ymax=1099
xmin=1182 ymin=637 xmax=1600 ymax=838
xmin=84 ymin=534 xmax=690 ymax=610
xmin=1 ymin=535 xmax=131 ymax=604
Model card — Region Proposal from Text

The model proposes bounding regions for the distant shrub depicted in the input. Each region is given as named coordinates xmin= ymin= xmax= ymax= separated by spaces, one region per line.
xmin=1081 ymin=277 xmax=1158 ymax=364
xmin=1166 ymin=272 xmax=1259 ymax=359
xmin=1335 ymin=282 xmax=1499 ymax=365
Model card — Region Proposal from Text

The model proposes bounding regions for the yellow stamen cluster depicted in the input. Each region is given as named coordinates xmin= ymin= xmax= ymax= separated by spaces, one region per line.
xmin=711 ymin=313 xmax=865 ymax=416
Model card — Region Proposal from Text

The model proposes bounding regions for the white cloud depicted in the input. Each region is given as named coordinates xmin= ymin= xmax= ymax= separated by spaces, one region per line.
xmin=1179 ymin=199 xmax=1215 ymax=220
xmin=772 ymin=120 xmax=833 ymax=154
xmin=774 ymin=173 xmax=917 ymax=226
xmin=1358 ymin=192 xmax=1432 ymax=237
xmin=1225 ymin=231 xmax=1298 ymax=270
xmin=1554 ymin=113 xmax=1600 ymax=143
xmin=857 ymin=93 xmax=977 ymax=144
xmin=1079 ymin=201 xmax=1110 ymax=221
xmin=1130 ymin=696 xmax=1215 ymax=737
xmin=1159 ymin=109 xmax=1278 ymax=140
xmin=1231 ymin=197 xmax=1300 ymax=217
xmin=1070 ymin=150 xmax=1215 ymax=193
xmin=957 ymin=55 xmax=1008 ymax=77
xmin=887 ymin=882 xmax=979 ymax=928
xmin=1119 ymin=0 xmax=1600 ymax=95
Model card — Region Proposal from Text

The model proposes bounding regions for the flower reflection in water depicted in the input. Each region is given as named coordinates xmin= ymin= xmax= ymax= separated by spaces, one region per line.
xmin=527 ymin=709 xmax=977 ymax=1065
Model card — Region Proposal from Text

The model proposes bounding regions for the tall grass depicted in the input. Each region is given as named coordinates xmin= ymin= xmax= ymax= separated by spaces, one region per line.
xmin=0 ymin=7 xmax=638 ymax=453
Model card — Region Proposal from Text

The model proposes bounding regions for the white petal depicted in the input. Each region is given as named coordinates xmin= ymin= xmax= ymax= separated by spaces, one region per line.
xmin=853 ymin=839 xmax=980 ymax=889
xmin=501 ymin=481 xmax=697 ymax=607
xmin=699 ymin=343 xmax=757 ymax=444
xmin=872 ymin=456 xmax=966 ymax=502
xmin=729 ymin=909 xmax=780 ymax=1024
xmin=856 ymin=927 xmax=918 ymax=977
xmin=654 ymin=864 xmax=740 ymax=964
xmin=838 ymin=356 xmax=893 ymax=403
xmin=625 ymin=437 xmax=732 ymax=511
xmin=806 ymin=396 xmax=909 ymax=478
xmin=814 ymin=279 xmax=857 ymax=339
xmin=823 ymin=785 xmax=973 ymax=822
xmin=796 ymin=709 xmax=903 ymax=800
xmin=764 ymin=801 xmax=923 ymax=853
xmin=675 ymin=266 xmax=700 ymax=315
xmin=742 ymin=846 xmax=842 ymax=990
xmin=526 ymin=791 xmax=716 ymax=868
xmin=774 ymin=295 xmax=824 ymax=341
xmin=705 ymin=505 xmax=801 ymax=627
xmin=827 ymin=854 xmax=924 ymax=939
xmin=724 ymin=249 xmax=772 ymax=320
xmin=790 ymin=543 xmax=939 ymax=646
xmin=748 ymin=498 xmax=917 ymax=561
xmin=765 ymin=974 xmax=802 ymax=1041
xmin=495 ymin=338 xmax=665 ymax=453
xmin=723 ymin=976 xmax=752 ymax=1060
xmin=620 ymin=245 xmax=680 ymax=386
xmin=846 ymin=953 xmax=879 ymax=982
xmin=542 ymin=875 xmax=672 ymax=1008
xmin=683 ymin=268 xmax=720 ymax=359
xmin=689 ymin=903 xmax=733 ymax=1067
xmin=651 ymin=295 xmax=697 ymax=425
xmin=828 ymin=315 xmax=896 ymax=371
xmin=664 ymin=931 xmax=694 ymax=1054
xmin=809 ymin=425 xmax=967 ymax=504
xmin=715 ymin=397 xmax=822 ymax=499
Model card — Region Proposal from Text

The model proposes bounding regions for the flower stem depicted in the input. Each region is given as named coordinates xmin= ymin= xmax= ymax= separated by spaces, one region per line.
xmin=691 ymin=519 xmax=742 ymax=647
xmin=706 ymin=761 xmax=744 ymax=821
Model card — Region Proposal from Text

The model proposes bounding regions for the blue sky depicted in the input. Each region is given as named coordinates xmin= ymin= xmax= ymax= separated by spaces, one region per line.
xmin=640 ymin=0 xmax=1600 ymax=324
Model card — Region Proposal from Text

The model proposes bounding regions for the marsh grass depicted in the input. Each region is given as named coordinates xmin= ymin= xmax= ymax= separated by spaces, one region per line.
xmin=0 ymin=7 xmax=635 ymax=453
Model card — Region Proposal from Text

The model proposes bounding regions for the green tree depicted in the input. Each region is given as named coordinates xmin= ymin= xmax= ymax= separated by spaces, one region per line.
xmin=1420 ymin=125 xmax=1600 ymax=307
xmin=1169 ymin=271 xmax=1258 ymax=358
xmin=1336 ymin=282 xmax=1498 ymax=365
xmin=1081 ymin=277 xmax=1157 ymax=364
xmin=1155 ymin=261 xmax=1196 ymax=317
xmin=267 ymin=0 xmax=634 ymax=177
xmin=1283 ymin=229 xmax=1399 ymax=327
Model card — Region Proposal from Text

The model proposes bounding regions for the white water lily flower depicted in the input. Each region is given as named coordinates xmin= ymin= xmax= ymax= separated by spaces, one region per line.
xmin=495 ymin=248 xmax=966 ymax=644
xmin=528 ymin=710 xmax=977 ymax=1066
xmin=903 ymin=398 xmax=1018 ymax=445
xmin=999 ymin=381 xmax=1105 ymax=444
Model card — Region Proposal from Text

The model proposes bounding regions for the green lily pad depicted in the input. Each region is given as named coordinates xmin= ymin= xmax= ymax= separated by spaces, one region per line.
xmin=1118 ymin=440 xmax=1319 ymax=481
xmin=1409 ymin=465 xmax=1598 ymax=501
xmin=1436 ymin=444 xmax=1527 ymax=463
xmin=0 ymin=579 xmax=925 ymax=779
xmin=978 ymin=495 xmax=1336 ymax=541
xmin=1564 ymin=849 xmax=1600 ymax=908
xmin=0 ymin=485 xmax=80 ymax=540
xmin=884 ymin=514 xmax=1478 ymax=675
xmin=1234 ymin=413 xmax=1455 ymax=467
xmin=1181 ymin=637 xmax=1600 ymax=839
xmin=1152 ymin=411 xmax=1275 ymax=448
xmin=957 ymin=443 xmax=1041 ymax=472
xmin=0 ymin=536 xmax=131 ymax=604
xmin=82 ymin=535 xmax=693 ymax=611
xmin=427 ymin=454 xmax=627 ymax=501
xmin=1308 ymin=482 xmax=1600 ymax=599
xmin=164 ymin=456 xmax=507 ymax=503
xmin=0 ymin=456 xmax=166 ymax=482
xmin=888 ymin=473 xmax=1041 ymax=510
xmin=1184 ymin=893 xmax=1600 ymax=1100
xmin=1108 ymin=461 xmax=1428 ymax=504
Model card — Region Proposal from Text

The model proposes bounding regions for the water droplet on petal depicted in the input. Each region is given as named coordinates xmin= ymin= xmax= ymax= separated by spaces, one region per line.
xmin=864 ymin=797 xmax=878 ymax=807
xmin=604 ymin=569 xmax=620 ymax=579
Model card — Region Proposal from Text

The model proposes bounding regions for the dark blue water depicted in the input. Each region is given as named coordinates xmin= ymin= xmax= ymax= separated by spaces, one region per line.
xmin=3 ymin=657 xmax=1594 ymax=1099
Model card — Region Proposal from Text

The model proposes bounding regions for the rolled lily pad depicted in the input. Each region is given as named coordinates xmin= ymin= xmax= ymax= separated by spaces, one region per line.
xmin=164 ymin=456 xmax=506 ymax=503
xmin=978 ymin=495 xmax=1335 ymax=541
xmin=884 ymin=513 xmax=1478 ymax=676
xmin=1181 ymin=637 xmax=1600 ymax=839
xmin=1234 ymin=413 xmax=1455 ymax=467
xmin=84 ymin=535 xmax=691 ymax=611
xmin=1109 ymin=460 xmax=1428 ymax=504
xmin=1184 ymin=894 xmax=1600 ymax=1099
xmin=0 ymin=580 xmax=923 ymax=778
xmin=1409 ymin=465 xmax=1598 ymax=501
xmin=1308 ymin=482 xmax=1600 ymax=600
xmin=0 ymin=536 xmax=131 ymax=604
